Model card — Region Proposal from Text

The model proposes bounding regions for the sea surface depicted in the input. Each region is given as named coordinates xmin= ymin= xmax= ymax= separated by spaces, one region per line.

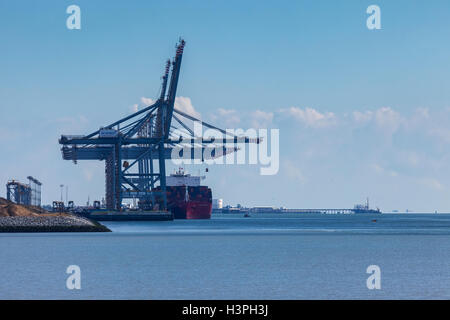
xmin=1 ymin=213 xmax=450 ymax=299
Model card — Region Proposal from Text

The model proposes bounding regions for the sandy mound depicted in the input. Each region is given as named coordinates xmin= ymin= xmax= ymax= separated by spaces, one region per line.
xmin=0 ymin=198 xmax=49 ymax=217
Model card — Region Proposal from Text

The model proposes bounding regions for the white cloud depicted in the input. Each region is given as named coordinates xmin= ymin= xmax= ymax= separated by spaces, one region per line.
xmin=250 ymin=110 xmax=274 ymax=128
xmin=353 ymin=110 xmax=373 ymax=124
xmin=281 ymin=107 xmax=336 ymax=128
xmin=209 ymin=108 xmax=241 ymax=128
xmin=350 ymin=107 xmax=404 ymax=134
xmin=217 ymin=108 xmax=239 ymax=118
xmin=374 ymin=107 xmax=402 ymax=132
xmin=351 ymin=107 xmax=434 ymax=135
xmin=138 ymin=96 xmax=201 ymax=118
xmin=141 ymin=97 xmax=155 ymax=106
xmin=174 ymin=96 xmax=201 ymax=119
xmin=206 ymin=108 xmax=273 ymax=129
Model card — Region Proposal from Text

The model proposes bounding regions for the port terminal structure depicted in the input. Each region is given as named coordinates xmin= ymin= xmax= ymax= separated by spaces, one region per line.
xmin=59 ymin=39 xmax=259 ymax=212
xmin=6 ymin=176 xmax=42 ymax=207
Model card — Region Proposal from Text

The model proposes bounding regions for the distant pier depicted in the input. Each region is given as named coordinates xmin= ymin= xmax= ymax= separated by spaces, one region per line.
xmin=85 ymin=210 xmax=174 ymax=221
xmin=215 ymin=207 xmax=381 ymax=214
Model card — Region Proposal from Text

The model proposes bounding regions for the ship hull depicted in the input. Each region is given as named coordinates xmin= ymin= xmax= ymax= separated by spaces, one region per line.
xmin=172 ymin=200 xmax=212 ymax=219
xmin=186 ymin=200 xmax=212 ymax=219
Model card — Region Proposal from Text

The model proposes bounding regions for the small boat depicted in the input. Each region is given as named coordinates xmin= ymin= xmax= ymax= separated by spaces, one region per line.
xmin=244 ymin=213 xmax=251 ymax=218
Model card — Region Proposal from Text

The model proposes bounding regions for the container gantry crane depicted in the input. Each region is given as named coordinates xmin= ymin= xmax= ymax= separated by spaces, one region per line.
xmin=59 ymin=39 xmax=259 ymax=212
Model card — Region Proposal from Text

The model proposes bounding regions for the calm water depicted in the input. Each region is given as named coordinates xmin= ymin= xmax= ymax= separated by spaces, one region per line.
xmin=1 ymin=213 xmax=450 ymax=299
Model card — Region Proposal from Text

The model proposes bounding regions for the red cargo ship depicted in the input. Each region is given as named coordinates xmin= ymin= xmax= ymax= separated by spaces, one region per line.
xmin=163 ymin=169 xmax=212 ymax=219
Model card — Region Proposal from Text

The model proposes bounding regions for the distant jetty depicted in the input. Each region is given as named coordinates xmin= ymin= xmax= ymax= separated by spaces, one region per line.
xmin=0 ymin=198 xmax=110 ymax=233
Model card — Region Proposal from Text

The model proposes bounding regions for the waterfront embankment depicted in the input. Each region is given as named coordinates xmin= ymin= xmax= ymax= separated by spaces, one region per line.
xmin=0 ymin=198 xmax=110 ymax=232
xmin=0 ymin=215 xmax=111 ymax=232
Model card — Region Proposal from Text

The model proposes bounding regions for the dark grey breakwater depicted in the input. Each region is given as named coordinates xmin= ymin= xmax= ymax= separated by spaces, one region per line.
xmin=0 ymin=215 xmax=110 ymax=233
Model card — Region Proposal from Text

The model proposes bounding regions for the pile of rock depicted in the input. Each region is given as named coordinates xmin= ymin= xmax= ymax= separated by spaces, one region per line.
xmin=0 ymin=215 xmax=110 ymax=232
xmin=0 ymin=198 xmax=110 ymax=232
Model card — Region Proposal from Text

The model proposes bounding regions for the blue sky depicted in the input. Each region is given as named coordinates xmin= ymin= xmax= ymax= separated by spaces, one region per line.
xmin=1 ymin=0 xmax=450 ymax=211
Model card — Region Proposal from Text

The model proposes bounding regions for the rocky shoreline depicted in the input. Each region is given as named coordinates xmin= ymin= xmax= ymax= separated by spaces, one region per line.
xmin=0 ymin=215 xmax=111 ymax=233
